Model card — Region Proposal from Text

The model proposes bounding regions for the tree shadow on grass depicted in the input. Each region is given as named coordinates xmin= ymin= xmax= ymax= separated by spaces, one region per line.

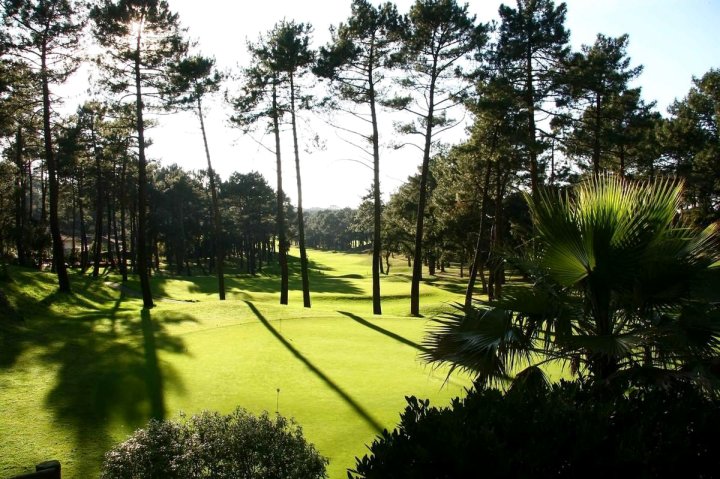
xmin=40 ymin=304 xmax=193 ymax=476
xmin=423 ymin=275 xmax=469 ymax=296
xmin=147 ymin=254 xmax=363 ymax=299
xmin=0 ymin=273 xmax=195 ymax=478
xmin=338 ymin=311 xmax=429 ymax=354
xmin=244 ymin=301 xmax=383 ymax=433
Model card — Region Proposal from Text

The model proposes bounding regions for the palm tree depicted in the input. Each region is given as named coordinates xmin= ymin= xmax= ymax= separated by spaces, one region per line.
xmin=424 ymin=175 xmax=720 ymax=388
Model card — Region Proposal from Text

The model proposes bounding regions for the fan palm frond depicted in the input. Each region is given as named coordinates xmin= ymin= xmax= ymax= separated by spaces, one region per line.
xmin=424 ymin=175 xmax=720 ymax=389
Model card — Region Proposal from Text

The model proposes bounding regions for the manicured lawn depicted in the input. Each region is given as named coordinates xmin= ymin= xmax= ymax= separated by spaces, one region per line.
xmin=0 ymin=250 xmax=473 ymax=478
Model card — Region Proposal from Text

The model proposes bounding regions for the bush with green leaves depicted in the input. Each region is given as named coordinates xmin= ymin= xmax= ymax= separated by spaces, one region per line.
xmin=349 ymin=381 xmax=720 ymax=479
xmin=101 ymin=408 xmax=328 ymax=479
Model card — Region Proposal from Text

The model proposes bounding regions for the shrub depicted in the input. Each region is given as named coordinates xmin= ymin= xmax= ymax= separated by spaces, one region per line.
xmin=101 ymin=408 xmax=328 ymax=479
xmin=349 ymin=382 xmax=720 ymax=479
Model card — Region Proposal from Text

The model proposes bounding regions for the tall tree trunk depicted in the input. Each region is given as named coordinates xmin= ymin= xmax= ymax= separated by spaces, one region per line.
xmin=289 ymin=73 xmax=311 ymax=308
xmin=71 ymin=181 xmax=76 ymax=265
xmin=111 ymin=185 xmax=122 ymax=275
xmin=119 ymin=154 xmax=128 ymax=281
xmin=175 ymin=202 xmax=185 ymax=275
xmin=272 ymin=76 xmax=289 ymax=305
xmin=134 ymin=26 xmax=153 ymax=308
xmin=130 ymin=197 xmax=137 ymax=273
xmin=106 ymin=190 xmax=114 ymax=268
xmin=40 ymin=160 xmax=47 ymax=224
xmin=197 ymin=98 xmax=225 ymax=299
xmin=14 ymin=127 xmax=28 ymax=266
xmin=91 ymin=112 xmax=103 ymax=278
xmin=592 ymin=94 xmax=602 ymax=175
xmin=489 ymin=165 xmax=508 ymax=300
xmin=410 ymin=57 xmax=439 ymax=317
xmin=526 ymin=44 xmax=539 ymax=197
xmin=28 ymin=159 xmax=33 ymax=223
xmin=549 ymin=137 xmax=556 ymax=186
xmin=41 ymin=45 xmax=70 ymax=292
xmin=464 ymin=155 xmax=493 ymax=309
xmin=78 ymin=172 xmax=88 ymax=272
xmin=368 ymin=41 xmax=382 ymax=315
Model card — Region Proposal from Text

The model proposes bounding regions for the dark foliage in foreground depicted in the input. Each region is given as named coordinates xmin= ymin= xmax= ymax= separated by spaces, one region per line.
xmin=349 ymin=381 xmax=720 ymax=479
xmin=101 ymin=408 xmax=327 ymax=479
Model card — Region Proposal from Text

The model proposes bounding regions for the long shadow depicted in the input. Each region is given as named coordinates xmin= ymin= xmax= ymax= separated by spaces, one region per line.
xmin=244 ymin=301 xmax=383 ymax=433
xmin=145 ymin=253 xmax=363 ymax=299
xmin=141 ymin=309 xmax=166 ymax=420
xmin=423 ymin=274 xmax=471 ymax=296
xmin=39 ymin=302 xmax=192 ymax=476
xmin=339 ymin=311 xmax=430 ymax=354
xmin=0 ymin=270 xmax=197 ymax=478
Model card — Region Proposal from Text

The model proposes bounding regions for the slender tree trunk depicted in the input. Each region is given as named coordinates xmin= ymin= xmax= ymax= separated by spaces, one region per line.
xmin=112 ymin=186 xmax=122 ymax=274
xmin=593 ymin=94 xmax=602 ymax=175
xmin=91 ymin=113 xmax=103 ymax=278
xmin=549 ymin=137 xmax=556 ymax=186
xmin=289 ymin=73 xmax=311 ymax=308
xmin=489 ymin=166 xmax=508 ymax=300
xmin=134 ymin=27 xmax=153 ymax=308
xmin=175 ymin=202 xmax=185 ymax=275
xmin=41 ymin=45 xmax=70 ymax=292
xmin=368 ymin=43 xmax=382 ymax=315
xmin=272 ymin=76 xmax=289 ymax=305
xmin=14 ymin=127 xmax=28 ymax=266
xmin=119 ymin=154 xmax=128 ymax=281
xmin=152 ymin=229 xmax=160 ymax=273
xmin=197 ymin=98 xmax=225 ymax=299
xmin=106 ymin=190 xmax=114 ymax=268
xmin=40 ymin=160 xmax=47 ymax=224
xmin=464 ymin=156 xmax=493 ymax=309
xmin=78 ymin=172 xmax=88 ymax=272
xmin=526 ymin=45 xmax=539 ymax=197
xmin=130 ymin=197 xmax=136 ymax=273
xmin=71 ymin=181 xmax=76 ymax=265
xmin=410 ymin=58 xmax=438 ymax=317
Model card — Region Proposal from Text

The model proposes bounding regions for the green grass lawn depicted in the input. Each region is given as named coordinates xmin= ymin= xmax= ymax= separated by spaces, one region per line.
xmin=0 ymin=250 xmax=474 ymax=478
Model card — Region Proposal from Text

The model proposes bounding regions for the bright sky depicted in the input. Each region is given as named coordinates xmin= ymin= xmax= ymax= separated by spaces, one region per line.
xmin=140 ymin=0 xmax=719 ymax=209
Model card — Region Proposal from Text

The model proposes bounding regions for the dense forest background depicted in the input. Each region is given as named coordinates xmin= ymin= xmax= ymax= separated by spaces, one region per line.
xmin=1 ymin=0 xmax=718 ymax=313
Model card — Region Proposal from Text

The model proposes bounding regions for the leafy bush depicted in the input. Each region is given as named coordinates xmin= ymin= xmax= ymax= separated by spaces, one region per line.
xmin=349 ymin=382 xmax=720 ymax=479
xmin=101 ymin=408 xmax=328 ymax=479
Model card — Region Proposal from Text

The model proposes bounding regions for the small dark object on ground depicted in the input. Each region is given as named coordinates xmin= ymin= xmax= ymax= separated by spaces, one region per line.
xmin=9 ymin=460 xmax=61 ymax=479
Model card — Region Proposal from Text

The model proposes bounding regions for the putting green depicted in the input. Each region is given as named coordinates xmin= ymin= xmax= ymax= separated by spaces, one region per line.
xmin=0 ymin=250 xmax=473 ymax=478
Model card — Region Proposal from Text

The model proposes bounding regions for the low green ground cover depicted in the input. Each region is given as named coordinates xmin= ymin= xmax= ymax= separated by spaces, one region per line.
xmin=0 ymin=250 xmax=473 ymax=478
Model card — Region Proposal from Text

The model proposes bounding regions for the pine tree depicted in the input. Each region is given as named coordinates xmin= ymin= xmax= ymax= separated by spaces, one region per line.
xmin=272 ymin=21 xmax=314 ymax=308
xmin=3 ymin=0 xmax=86 ymax=292
xmin=316 ymin=0 xmax=401 ymax=315
xmin=390 ymin=0 xmax=487 ymax=316
xmin=229 ymin=26 xmax=292 ymax=305
xmin=165 ymin=54 xmax=226 ymax=300
xmin=91 ymin=0 xmax=188 ymax=308
xmin=496 ymin=0 xmax=570 ymax=196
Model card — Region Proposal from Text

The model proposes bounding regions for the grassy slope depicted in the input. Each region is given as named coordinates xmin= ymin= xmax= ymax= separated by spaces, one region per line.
xmin=0 ymin=250 xmax=472 ymax=478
